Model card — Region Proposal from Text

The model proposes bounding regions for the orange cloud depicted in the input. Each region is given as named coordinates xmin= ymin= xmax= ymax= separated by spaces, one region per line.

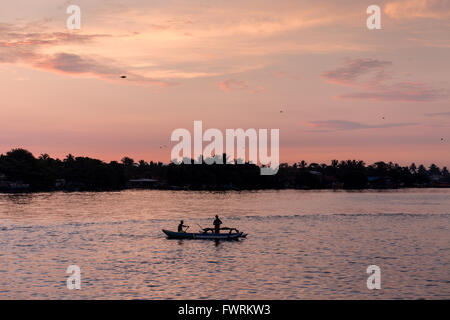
xmin=219 ymin=79 xmax=264 ymax=94
xmin=385 ymin=0 xmax=450 ymax=19
xmin=0 ymin=23 xmax=174 ymax=87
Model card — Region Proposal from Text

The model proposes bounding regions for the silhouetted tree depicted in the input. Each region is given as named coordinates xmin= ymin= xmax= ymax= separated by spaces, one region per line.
xmin=0 ymin=148 xmax=446 ymax=192
xmin=121 ymin=157 xmax=135 ymax=166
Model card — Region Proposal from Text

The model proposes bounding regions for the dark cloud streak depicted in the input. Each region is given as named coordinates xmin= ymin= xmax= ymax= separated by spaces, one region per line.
xmin=306 ymin=120 xmax=418 ymax=132
xmin=321 ymin=58 xmax=447 ymax=102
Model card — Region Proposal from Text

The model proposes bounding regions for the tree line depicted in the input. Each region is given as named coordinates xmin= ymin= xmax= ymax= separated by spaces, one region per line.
xmin=0 ymin=148 xmax=449 ymax=192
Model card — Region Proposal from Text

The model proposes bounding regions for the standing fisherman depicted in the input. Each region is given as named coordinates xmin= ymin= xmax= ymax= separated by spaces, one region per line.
xmin=213 ymin=215 xmax=222 ymax=234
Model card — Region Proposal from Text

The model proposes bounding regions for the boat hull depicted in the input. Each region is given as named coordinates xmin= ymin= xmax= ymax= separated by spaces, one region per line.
xmin=162 ymin=229 xmax=246 ymax=240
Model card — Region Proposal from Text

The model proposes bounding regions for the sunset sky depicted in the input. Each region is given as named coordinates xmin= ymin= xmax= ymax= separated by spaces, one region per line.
xmin=1 ymin=0 xmax=449 ymax=166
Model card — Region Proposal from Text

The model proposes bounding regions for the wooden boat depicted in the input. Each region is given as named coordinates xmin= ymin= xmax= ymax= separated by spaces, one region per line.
xmin=162 ymin=228 xmax=247 ymax=240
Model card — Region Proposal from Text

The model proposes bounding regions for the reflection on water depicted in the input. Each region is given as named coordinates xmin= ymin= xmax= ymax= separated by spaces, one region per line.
xmin=0 ymin=189 xmax=449 ymax=299
xmin=4 ymin=193 xmax=34 ymax=205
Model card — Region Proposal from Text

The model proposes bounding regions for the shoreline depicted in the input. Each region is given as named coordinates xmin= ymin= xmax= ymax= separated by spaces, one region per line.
xmin=1 ymin=185 xmax=449 ymax=194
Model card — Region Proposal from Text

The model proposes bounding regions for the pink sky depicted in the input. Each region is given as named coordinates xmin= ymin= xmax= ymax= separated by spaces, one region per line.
xmin=0 ymin=0 xmax=449 ymax=167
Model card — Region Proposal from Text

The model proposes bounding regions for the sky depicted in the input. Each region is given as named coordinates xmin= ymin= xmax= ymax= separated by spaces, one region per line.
xmin=0 ymin=0 xmax=449 ymax=167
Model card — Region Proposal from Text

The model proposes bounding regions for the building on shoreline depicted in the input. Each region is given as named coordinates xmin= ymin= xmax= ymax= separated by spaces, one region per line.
xmin=127 ymin=178 xmax=159 ymax=189
xmin=0 ymin=173 xmax=30 ymax=192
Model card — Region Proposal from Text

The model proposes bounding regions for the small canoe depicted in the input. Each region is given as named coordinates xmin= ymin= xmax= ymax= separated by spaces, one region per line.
xmin=162 ymin=229 xmax=247 ymax=240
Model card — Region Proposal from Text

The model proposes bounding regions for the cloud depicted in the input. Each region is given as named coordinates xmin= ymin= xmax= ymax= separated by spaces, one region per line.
xmin=219 ymin=79 xmax=248 ymax=91
xmin=424 ymin=112 xmax=450 ymax=117
xmin=321 ymin=58 xmax=447 ymax=102
xmin=0 ymin=32 xmax=109 ymax=48
xmin=0 ymin=23 xmax=173 ymax=87
xmin=0 ymin=2 xmax=378 ymax=86
xmin=385 ymin=0 xmax=450 ymax=19
xmin=321 ymin=58 xmax=392 ymax=86
xmin=32 ymin=53 xmax=174 ymax=86
xmin=219 ymin=79 xmax=264 ymax=94
xmin=305 ymin=120 xmax=418 ymax=131
xmin=338 ymin=82 xmax=446 ymax=102
xmin=271 ymin=71 xmax=301 ymax=80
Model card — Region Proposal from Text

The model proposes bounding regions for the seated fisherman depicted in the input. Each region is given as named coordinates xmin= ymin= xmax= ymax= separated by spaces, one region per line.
xmin=178 ymin=220 xmax=189 ymax=232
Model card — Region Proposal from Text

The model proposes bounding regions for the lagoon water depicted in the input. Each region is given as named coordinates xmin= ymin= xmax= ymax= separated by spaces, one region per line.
xmin=0 ymin=189 xmax=449 ymax=299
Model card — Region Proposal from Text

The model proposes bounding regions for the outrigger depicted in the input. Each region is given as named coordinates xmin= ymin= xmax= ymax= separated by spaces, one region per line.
xmin=162 ymin=227 xmax=247 ymax=240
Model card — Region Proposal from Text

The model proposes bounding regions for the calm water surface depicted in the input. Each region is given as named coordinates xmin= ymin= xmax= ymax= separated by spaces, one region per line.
xmin=0 ymin=189 xmax=449 ymax=299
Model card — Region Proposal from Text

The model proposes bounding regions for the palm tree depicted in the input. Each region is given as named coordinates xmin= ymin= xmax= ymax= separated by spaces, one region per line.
xmin=418 ymin=165 xmax=427 ymax=175
xmin=39 ymin=154 xmax=50 ymax=161
xmin=138 ymin=160 xmax=147 ymax=168
xmin=64 ymin=154 xmax=75 ymax=163
xmin=331 ymin=160 xmax=338 ymax=168
xmin=428 ymin=164 xmax=440 ymax=175
xmin=121 ymin=157 xmax=135 ymax=166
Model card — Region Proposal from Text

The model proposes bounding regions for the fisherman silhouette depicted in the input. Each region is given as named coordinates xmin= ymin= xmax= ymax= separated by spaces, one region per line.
xmin=178 ymin=220 xmax=188 ymax=232
xmin=213 ymin=215 xmax=222 ymax=234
